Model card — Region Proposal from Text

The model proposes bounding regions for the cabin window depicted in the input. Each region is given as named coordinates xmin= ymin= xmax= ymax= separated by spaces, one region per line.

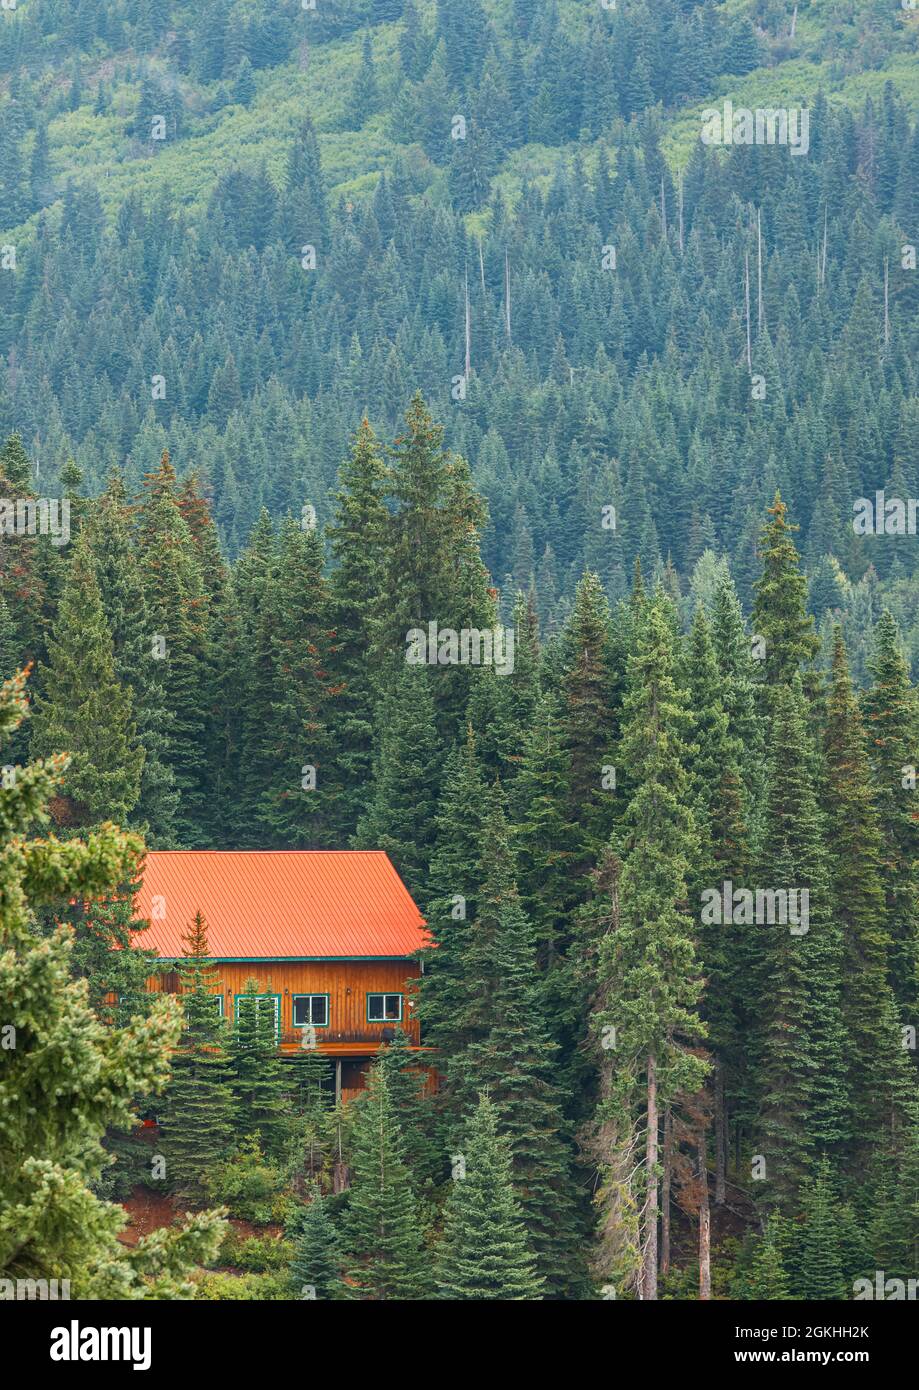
xmin=292 ymin=994 xmax=329 ymax=1028
xmin=234 ymin=993 xmax=280 ymax=1040
xmin=212 ymin=994 xmax=225 ymax=1018
xmin=367 ymin=993 xmax=402 ymax=1023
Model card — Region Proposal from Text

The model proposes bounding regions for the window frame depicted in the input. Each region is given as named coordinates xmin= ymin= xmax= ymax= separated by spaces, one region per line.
xmin=366 ymin=992 xmax=403 ymax=1024
xmin=291 ymin=993 xmax=330 ymax=1029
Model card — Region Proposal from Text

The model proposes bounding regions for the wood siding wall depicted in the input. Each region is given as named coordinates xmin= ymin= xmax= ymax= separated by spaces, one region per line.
xmin=146 ymin=958 xmax=421 ymax=1050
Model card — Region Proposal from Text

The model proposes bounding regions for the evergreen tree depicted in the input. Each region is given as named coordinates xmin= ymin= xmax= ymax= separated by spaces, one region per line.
xmin=137 ymin=452 xmax=211 ymax=846
xmin=159 ymin=912 xmax=235 ymax=1204
xmin=450 ymin=799 xmax=589 ymax=1297
xmin=228 ymin=979 xmax=292 ymax=1161
xmin=0 ymin=668 xmax=224 ymax=1296
xmin=558 ymin=570 xmax=619 ymax=860
xmin=87 ymin=474 xmax=178 ymax=845
xmin=591 ymin=598 xmax=708 ymax=1299
xmin=822 ymin=629 xmax=912 ymax=1146
xmin=744 ymin=1217 xmax=791 ymax=1300
xmin=289 ymin=1186 xmax=343 ymax=1300
xmin=31 ymin=529 xmax=144 ymax=827
xmin=420 ymin=729 xmax=489 ymax=1062
xmin=796 ymin=1160 xmax=847 ymax=1300
xmin=327 ymin=419 xmax=390 ymax=839
xmin=755 ymin=678 xmax=848 ymax=1203
xmin=751 ymin=494 xmax=819 ymax=691
xmin=861 ymin=610 xmax=919 ymax=1016
xmin=340 ymin=1064 xmax=430 ymax=1300
xmin=354 ymin=663 xmax=441 ymax=902
xmin=436 ymin=1093 xmax=543 ymax=1300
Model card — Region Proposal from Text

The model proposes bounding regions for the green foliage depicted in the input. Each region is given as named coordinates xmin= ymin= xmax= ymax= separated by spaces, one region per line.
xmin=436 ymin=1093 xmax=542 ymax=1300
xmin=0 ymin=668 xmax=225 ymax=1297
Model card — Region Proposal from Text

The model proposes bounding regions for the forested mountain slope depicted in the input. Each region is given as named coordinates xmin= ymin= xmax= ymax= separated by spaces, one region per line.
xmin=0 ymin=0 xmax=917 ymax=664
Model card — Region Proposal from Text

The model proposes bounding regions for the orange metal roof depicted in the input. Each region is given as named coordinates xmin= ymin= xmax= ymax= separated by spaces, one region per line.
xmin=133 ymin=850 xmax=429 ymax=961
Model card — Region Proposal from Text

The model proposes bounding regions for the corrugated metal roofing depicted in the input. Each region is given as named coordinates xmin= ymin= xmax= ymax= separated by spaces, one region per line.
xmin=133 ymin=850 xmax=429 ymax=961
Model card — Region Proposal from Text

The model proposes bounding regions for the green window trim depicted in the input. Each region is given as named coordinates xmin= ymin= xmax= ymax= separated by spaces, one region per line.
xmin=366 ymin=992 xmax=403 ymax=1024
xmin=234 ymin=992 xmax=281 ymax=1040
xmin=292 ymin=993 xmax=330 ymax=1029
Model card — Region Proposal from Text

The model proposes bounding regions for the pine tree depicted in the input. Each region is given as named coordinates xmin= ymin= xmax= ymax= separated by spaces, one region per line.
xmin=382 ymin=393 xmax=492 ymax=734
xmin=137 ymin=451 xmax=211 ymax=845
xmin=251 ymin=517 xmax=340 ymax=847
xmin=420 ymin=729 xmax=489 ymax=1062
xmin=558 ymin=571 xmax=619 ymax=860
xmin=31 ymin=529 xmax=144 ymax=827
xmin=591 ymin=598 xmax=708 ymax=1299
xmin=228 ymin=979 xmax=292 ymax=1161
xmin=822 ymin=629 xmax=912 ymax=1147
xmin=354 ymin=663 xmax=441 ymax=902
xmin=744 ymin=1218 xmax=791 ymax=1300
xmin=87 ymin=473 xmax=178 ymax=845
xmin=751 ymin=493 xmax=819 ymax=691
xmin=450 ymin=799 xmax=589 ymax=1297
xmin=289 ymin=1186 xmax=343 ymax=1300
xmin=861 ymin=609 xmax=919 ymax=1016
xmin=755 ymin=678 xmax=848 ymax=1203
xmin=436 ymin=1094 xmax=543 ymax=1300
xmin=0 ymin=668 xmax=224 ymax=1296
xmin=340 ymin=1064 xmax=430 ymax=1300
xmin=327 ymin=419 xmax=390 ymax=839
xmin=685 ymin=605 xmax=749 ymax=1204
xmin=796 ymin=1160 xmax=847 ymax=1300
xmin=159 ymin=912 xmax=235 ymax=1204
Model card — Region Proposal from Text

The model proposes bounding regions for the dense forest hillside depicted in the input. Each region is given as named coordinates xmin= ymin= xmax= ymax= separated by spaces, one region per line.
xmin=1 ymin=0 xmax=918 ymax=1313
xmin=0 ymin=0 xmax=917 ymax=655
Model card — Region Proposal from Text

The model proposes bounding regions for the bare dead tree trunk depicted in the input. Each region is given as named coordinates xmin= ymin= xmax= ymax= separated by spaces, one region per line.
xmin=464 ymin=268 xmax=471 ymax=382
xmin=790 ymin=4 xmax=798 ymax=40
xmin=678 ymin=172 xmax=684 ymax=255
xmin=661 ymin=1106 xmax=672 ymax=1277
xmin=757 ymin=208 xmax=764 ymax=333
xmin=643 ymin=1052 xmax=659 ymax=1300
xmin=714 ymin=1060 xmax=726 ymax=1205
xmin=699 ymin=1129 xmax=711 ymax=1300
xmin=744 ymin=252 xmax=752 ymax=370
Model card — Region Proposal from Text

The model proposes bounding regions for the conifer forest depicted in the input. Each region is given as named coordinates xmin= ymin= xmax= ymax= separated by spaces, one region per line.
xmin=1 ymin=0 xmax=919 ymax=1332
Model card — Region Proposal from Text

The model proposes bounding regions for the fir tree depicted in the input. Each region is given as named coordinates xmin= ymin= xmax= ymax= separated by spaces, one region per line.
xmin=755 ymin=679 xmax=848 ymax=1203
xmin=289 ymin=1186 xmax=343 ymax=1300
xmin=591 ymin=598 xmax=708 ymax=1299
xmin=354 ymin=663 xmax=441 ymax=902
xmin=340 ymin=1064 xmax=430 ymax=1300
xmin=31 ymin=529 xmax=144 ymax=827
xmin=327 ymin=419 xmax=390 ymax=839
xmin=137 ymin=452 xmax=211 ymax=846
xmin=751 ymin=493 xmax=819 ymax=691
xmin=796 ymin=1160 xmax=847 ymax=1300
xmin=159 ymin=912 xmax=235 ymax=1205
xmin=744 ymin=1217 xmax=791 ymax=1300
xmin=822 ymin=629 xmax=912 ymax=1147
xmin=450 ymin=799 xmax=589 ymax=1297
xmin=861 ymin=610 xmax=919 ymax=1016
xmin=0 ymin=668 xmax=224 ymax=1296
xmin=558 ymin=570 xmax=619 ymax=860
xmin=87 ymin=473 xmax=178 ymax=845
xmin=436 ymin=1093 xmax=543 ymax=1300
xmin=228 ymin=979 xmax=292 ymax=1161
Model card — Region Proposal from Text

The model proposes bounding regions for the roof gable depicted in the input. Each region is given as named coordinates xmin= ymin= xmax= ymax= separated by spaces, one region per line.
xmin=133 ymin=850 xmax=429 ymax=960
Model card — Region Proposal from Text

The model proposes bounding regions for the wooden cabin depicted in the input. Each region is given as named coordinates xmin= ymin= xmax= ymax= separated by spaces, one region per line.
xmin=135 ymin=849 xmax=431 ymax=1103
